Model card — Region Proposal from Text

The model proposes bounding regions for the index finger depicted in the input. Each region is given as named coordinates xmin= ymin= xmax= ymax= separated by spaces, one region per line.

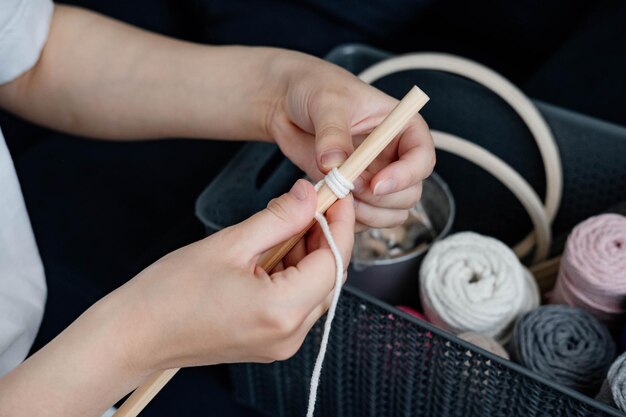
xmin=371 ymin=117 xmax=435 ymax=195
xmin=307 ymin=195 xmax=356 ymax=265
xmin=270 ymin=195 xmax=355 ymax=312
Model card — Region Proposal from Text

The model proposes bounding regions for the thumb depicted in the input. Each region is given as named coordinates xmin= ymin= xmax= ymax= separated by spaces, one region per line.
xmin=230 ymin=179 xmax=317 ymax=257
xmin=313 ymin=104 xmax=354 ymax=173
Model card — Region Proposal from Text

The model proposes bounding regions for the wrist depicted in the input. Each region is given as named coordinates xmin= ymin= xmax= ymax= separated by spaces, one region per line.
xmin=0 ymin=289 xmax=156 ymax=416
xmin=252 ymin=47 xmax=292 ymax=142
xmin=88 ymin=290 xmax=156 ymax=377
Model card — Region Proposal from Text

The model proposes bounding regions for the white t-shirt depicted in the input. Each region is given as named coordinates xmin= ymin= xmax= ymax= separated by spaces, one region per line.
xmin=0 ymin=0 xmax=53 ymax=376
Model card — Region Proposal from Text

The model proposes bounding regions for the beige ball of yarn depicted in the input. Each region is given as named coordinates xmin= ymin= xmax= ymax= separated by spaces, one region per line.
xmin=458 ymin=332 xmax=510 ymax=359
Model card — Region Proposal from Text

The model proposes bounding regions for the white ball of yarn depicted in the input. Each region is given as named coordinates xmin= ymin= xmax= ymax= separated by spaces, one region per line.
xmin=420 ymin=232 xmax=540 ymax=343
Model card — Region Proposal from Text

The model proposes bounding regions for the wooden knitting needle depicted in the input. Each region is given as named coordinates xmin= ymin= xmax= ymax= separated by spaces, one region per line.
xmin=112 ymin=85 xmax=429 ymax=417
xmin=258 ymin=86 xmax=429 ymax=270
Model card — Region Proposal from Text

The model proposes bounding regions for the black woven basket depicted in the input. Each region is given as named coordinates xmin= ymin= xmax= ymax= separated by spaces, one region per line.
xmin=230 ymin=287 xmax=621 ymax=417
xmin=196 ymin=142 xmax=622 ymax=417
xmin=194 ymin=45 xmax=626 ymax=416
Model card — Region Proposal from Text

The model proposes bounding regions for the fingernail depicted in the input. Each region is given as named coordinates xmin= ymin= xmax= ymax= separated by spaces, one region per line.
xmin=320 ymin=150 xmax=347 ymax=169
xmin=373 ymin=179 xmax=397 ymax=195
xmin=290 ymin=179 xmax=308 ymax=201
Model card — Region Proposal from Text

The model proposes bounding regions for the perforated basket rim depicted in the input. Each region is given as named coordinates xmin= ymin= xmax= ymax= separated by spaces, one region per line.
xmin=341 ymin=284 xmax=624 ymax=416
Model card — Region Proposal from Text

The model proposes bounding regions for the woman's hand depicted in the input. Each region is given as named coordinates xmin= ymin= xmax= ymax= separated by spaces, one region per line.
xmin=262 ymin=51 xmax=435 ymax=230
xmin=120 ymin=179 xmax=354 ymax=371
xmin=0 ymin=180 xmax=354 ymax=417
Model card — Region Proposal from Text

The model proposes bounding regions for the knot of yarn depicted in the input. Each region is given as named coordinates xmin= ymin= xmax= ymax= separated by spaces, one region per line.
xmin=550 ymin=213 xmax=626 ymax=323
xmin=511 ymin=305 xmax=616 ymax=393
xmin=314 ymin=167 xmax=354 ymax=198
xmin=307 ymin=168 xmax=354 ymax=417
xmin=419 ymin=232 xmax=539 ymax=343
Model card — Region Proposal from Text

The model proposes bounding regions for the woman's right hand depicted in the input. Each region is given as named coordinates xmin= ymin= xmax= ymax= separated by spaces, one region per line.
xmin=117 ymin=178 xmax=355 ymax=373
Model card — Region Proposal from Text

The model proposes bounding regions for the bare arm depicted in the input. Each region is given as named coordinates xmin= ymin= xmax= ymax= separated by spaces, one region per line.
xmin=0 ymin=4 xmax=277 ymax=140
xmin=0 ymin=4 xmax=434 ymax=228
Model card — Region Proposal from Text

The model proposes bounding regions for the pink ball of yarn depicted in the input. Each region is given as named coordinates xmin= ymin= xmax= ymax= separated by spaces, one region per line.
xmin=396 ymin=305 xmax=427 ymax=321
xmin=550 ymin=213 xmax=626 ymax=322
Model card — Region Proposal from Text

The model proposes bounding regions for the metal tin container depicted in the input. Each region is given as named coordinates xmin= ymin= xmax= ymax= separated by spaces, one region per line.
xmin=347 ymin=172 xmax=455 ymax=305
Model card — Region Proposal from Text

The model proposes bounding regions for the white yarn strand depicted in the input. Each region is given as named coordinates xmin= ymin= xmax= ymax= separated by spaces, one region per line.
xmin=307 ymin=168 xmax=353 ymax=417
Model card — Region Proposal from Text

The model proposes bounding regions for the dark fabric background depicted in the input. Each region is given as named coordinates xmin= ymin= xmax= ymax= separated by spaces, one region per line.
xmin=1 ymin=1 xmax=624 ymax=415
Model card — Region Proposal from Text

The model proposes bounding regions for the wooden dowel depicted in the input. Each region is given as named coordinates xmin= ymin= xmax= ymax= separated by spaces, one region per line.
xmin=113 ymin=369 xmax=178 ymax=416
xmin=258 ymin=85 xmax=429 ymax=271
xmin=112 ymin=86 xmax=429 ymax=417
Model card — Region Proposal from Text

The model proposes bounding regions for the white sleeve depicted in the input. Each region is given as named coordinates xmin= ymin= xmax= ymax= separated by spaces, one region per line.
xmin=0 ymin=0 xmax=52 ymax=376
xmin=0 ymin=0 xmax=54 ymax=84
xmin=0 ymin=132 xmax=47 ymax=377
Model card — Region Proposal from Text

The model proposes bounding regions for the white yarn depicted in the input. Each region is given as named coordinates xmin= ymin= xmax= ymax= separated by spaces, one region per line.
xmin=307 ymin=168 xmax=353 ymax=417
xmin=314 ymin=167 xmax=354 ymax=197
xmin=419 ymin=232 xmax=540 ymax=344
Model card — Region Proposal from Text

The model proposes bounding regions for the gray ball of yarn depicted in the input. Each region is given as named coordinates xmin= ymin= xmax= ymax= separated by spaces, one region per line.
xmin=511 ymin=305 xmax=615 ymax=393
xmin=597 ymin=351 xmax=626 ymax=411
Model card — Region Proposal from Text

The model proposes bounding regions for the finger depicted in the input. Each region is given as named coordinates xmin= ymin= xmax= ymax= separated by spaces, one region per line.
xmin=270 ymin=249 xmax=337 ymax=313
xmin=227 ymin=179 xmax=317 ymax=257
xmin=305 ymin=222 xmax=324 ymax=254
xmin=296 ymin=269 xmax=348 ymax=338
xmin=354 ymin=199 xmax=409 ymax=228
xmin=273 ymin=119 xmax=321 ymax=178
xmin=371 ymin=118 xmax=435 ymax=195
xmin=282 ymin=236 xmax=308 ymax=269
xmin=306 ymin=196 xmax=356 ymax=262
xmin=317 ymin=195 xmax=356 ymax=265
xmin=270 ymin=196 xmax=355 ymax=311
xmin=310 ymin=96 xmax=354 ymax=172
xmin=272 ymin=260 xmax=285 ymax=273
xmin=354 ymin=182 xmax=422 ymax=210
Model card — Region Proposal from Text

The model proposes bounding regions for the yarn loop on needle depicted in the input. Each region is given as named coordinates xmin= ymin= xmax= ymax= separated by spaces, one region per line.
xmin=315 ymin=167 xmax=354 ymax=197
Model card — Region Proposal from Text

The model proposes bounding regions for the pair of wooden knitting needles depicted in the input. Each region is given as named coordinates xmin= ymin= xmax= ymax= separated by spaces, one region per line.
xmin=113 ymin=86 xmax=429 ymax=417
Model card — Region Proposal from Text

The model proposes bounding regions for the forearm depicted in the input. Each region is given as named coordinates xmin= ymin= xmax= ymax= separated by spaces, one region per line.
xmin=0 ymin=290 xmax=152 ymax=417
xmin=0 ymin=4 xmax=285 ymax=141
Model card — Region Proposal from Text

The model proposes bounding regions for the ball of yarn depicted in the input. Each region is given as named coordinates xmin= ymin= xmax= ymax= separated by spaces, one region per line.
xmin=596 ymin=379 xmax=616 ymax=407
xmin=511 ymin=305 xmax=616 ymax=393
xmin=550 ymin=213 xmax=626 ymax=323
xmin=598 ymin=351 xmax=626 ymax=411
xmin=458 ymin=332 xmax=509 ymax=359
xmin=419 ymin=232 xmax=539 ymax=343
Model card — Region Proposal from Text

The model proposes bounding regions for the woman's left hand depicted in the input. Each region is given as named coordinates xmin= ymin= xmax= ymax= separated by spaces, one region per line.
xmin=262 ymin=51 xmax=435 ymax=230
